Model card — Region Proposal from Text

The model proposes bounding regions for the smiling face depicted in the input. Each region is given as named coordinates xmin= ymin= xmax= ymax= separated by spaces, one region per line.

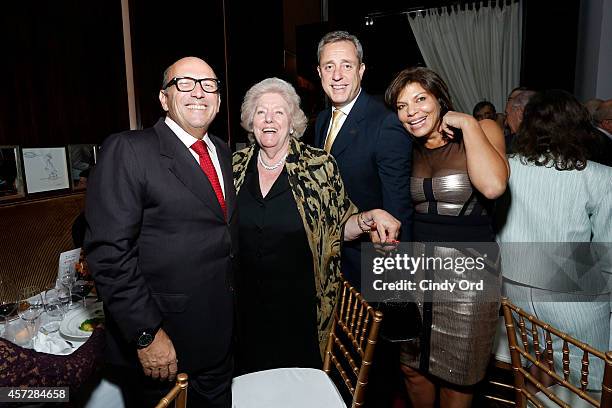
xmin=317 ymin=41 xmax=365 ymax=108
xmin=252 ymin=92 xmax=292 ymax=153
xmin=395 ymin=82 xmax=442 ymax=139
xmin=159 ymin=57 xmax=220 ymax=139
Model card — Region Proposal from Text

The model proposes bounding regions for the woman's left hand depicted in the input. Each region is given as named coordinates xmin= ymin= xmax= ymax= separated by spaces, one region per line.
xmin=362 ymin=209 xmax=401 ymax=244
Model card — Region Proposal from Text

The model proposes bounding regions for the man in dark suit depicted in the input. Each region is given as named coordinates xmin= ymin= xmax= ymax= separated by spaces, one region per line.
xmin=85 ymin=57 xmax=236 ymax=407
xmin=314 ymin=31 xmax=412 ymax=289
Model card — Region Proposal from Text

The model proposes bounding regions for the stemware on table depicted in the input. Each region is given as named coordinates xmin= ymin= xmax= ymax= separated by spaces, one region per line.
xmin=0 ymin=277 xmax=18 ymax=338
xmin=60 ymin=272 xmax=78 ymax=309
xmin=42 ymin=287 xmax=70 ymax=334
xmin=17 ymin=286 xmax=44 ymax=348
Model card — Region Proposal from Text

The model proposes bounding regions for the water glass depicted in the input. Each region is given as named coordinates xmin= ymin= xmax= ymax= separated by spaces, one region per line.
xmin=60 ymin=273 xmax=77 ymax=309
xmin=17 ymin=288 xmax=44 ymax=348
xmin=42 ymin=288 xmax=69 ymax=334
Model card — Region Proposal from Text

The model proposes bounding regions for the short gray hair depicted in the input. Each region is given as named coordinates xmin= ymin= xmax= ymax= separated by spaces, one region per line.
xmin=240 ymin=77 xmax=308 ymax=139
xmin=317 ymin=31 xmax=364 ymax=64
xmin=512 ymin=90 xmax=535 ymax=109
xmin=593 ymin=100 xmax=612 ymax=125
xmin=584 ymin=98 xmax=603 ymax=116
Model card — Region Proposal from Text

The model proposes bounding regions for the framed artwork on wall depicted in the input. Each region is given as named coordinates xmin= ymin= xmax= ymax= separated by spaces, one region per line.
xmin=67 ymin=144 xmax=97 ymax=191
xmin=0 ymin=145 xmax=26 ymax=202
xmin=22 ymin=147 xmax=70 ymax=194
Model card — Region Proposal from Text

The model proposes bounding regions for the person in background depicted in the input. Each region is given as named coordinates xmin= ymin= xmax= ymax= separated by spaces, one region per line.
xmin=584 ymin=98 xmax=603 ymax=118
xmin=473 ymin=100 xmax=505 ymax=129
xmin=232 ymin=77 xmax=400 ymax=374
xmin=504 ymin=88 xmax=535 ymax=153
xmin=385 ymin=66 xmax=508 ymax=408
xmin=591 ymin=99 xmax=612 ymax=166
xmin=497 ymin=89 xmax=612 ymax=392
xmin=313 ymin=30 xmax=412 ymax=290
xmin=472 ymin=100 xmax=497 ymax=121
xmin=85 ymin=56 xmax=236 ymax=407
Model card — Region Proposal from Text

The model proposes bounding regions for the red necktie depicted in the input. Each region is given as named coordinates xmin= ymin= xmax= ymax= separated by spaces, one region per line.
xmin=191 ymin=140 xmax=227 ymax=219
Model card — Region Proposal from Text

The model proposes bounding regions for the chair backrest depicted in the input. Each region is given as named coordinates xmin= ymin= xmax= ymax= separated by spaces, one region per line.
xmin=501 ymin=297 xmax=612 ymax=408
xmin=323 ymin=278 xmax=383 ymax=407
xmin=155 ymin=373 xmax=188 ymax=408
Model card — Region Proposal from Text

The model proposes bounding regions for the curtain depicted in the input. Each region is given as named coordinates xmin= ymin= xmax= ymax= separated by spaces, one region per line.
xmin=407 ymin=1 xmax=522 ymax=114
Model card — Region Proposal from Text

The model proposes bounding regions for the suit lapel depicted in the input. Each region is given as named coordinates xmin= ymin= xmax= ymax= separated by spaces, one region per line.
xmin=155 ymin=119 xmax=225 ymax=221
xmin=315 ymin=109 xmax=332 ymax=149
xmin=330 ymin=92 xmax=369 ymax=158
xmin=210 ymin=135 xmax=237 ymax=222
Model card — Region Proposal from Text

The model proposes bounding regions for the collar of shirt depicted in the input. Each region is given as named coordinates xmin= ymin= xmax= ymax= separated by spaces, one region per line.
xmin=333 ymin=88 xmax=361 ymax=116
xmin=596 ymin=126 xmax=612 ymax=140
xmin=329 ymin=88 xmax=361 ymax=132
xmin=164 ymin=116 xmax=217 ymax=155
xmin=164 ymin=116 xmax=225 ymax=197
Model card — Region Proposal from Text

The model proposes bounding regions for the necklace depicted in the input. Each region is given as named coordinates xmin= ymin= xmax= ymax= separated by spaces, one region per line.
xmin=258 ymin=150 xmax=287 ymax=171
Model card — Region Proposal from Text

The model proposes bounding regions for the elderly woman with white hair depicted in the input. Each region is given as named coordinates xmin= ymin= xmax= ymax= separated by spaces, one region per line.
xmin=232 ymin=77 xmax=400 ymax=374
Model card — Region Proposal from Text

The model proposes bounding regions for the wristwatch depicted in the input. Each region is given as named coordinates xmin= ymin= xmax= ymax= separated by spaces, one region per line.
xmin=136 ymin=327 xmax=160 ymax=349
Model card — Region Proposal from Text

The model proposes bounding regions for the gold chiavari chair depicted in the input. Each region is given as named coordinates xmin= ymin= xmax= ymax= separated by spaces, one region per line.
xmin=155 ymin=373 xmax=188 ymax=408
xmin=323 ymin=278 xmax=383 ymax=407
xmin=501 ymin=297 xmax=612 ymax=408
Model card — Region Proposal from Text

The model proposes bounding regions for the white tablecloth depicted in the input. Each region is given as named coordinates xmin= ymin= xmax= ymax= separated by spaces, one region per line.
xmin=1 ymin=301 xmax=125 ymax=408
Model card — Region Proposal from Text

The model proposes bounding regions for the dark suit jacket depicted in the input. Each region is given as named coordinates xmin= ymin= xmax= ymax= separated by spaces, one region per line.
xmin=84 ymin=118 xmax=237 ymax=373
xmin=314 ymin=91 xmax=413 ymax=287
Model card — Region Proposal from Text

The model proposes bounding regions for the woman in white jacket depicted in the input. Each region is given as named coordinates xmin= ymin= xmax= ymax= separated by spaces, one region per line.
xmin=496 ymin=89 xmax=612 ymax=392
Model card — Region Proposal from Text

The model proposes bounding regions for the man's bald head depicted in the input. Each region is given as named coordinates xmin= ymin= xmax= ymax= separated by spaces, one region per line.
xmin=159 ymin=57 xmax=221 ymax=138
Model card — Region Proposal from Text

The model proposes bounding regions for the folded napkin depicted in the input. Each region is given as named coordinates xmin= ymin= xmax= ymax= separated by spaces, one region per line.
xmin=33 ymin=331 xmax=75 ymax=355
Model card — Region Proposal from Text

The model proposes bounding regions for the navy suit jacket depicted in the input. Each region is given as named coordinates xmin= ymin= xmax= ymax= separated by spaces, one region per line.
xmin=84 ymin=119 xmax=237 ymax=373
xmin=314 ymin=91 xmax=413 ymax=288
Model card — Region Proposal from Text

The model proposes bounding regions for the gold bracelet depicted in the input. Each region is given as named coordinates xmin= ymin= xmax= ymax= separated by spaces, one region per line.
xmin=358 ymin=212 xmax=371 ymax=233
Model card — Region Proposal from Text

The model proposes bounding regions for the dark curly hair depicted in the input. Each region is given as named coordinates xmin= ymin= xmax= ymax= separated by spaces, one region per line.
xmin=512 ymin=89 xmax=596 ymax=171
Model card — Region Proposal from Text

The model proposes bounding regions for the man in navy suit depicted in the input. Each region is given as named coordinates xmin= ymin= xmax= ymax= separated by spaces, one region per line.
xmin=314 ymin=31 xmax=412 ymax=289
xmin=85 ymin=57 xmax=236 ymax=407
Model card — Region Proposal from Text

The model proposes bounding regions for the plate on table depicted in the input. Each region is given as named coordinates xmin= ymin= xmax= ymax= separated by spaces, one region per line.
xmin=59 ymin=302 xmax=104 ymax=339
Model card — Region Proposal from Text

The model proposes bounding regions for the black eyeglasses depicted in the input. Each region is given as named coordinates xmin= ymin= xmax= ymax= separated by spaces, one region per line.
xmin=163 ymin=77 xmax=222 ymax=93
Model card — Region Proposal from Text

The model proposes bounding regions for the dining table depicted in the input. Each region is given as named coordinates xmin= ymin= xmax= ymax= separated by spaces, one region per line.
xmin=0 ymin=295 xmax=125 ymax=407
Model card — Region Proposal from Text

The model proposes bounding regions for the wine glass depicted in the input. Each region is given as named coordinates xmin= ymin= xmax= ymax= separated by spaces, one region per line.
xmin=17 ymin=287 xmax=44 ymax=348
xmin=60 ymin=273 xmax=77 ymax=309
xmin=42 ymin=287 xmax=70 ymax=334
xmin=71 ymin=279 xmax=94 ymax=308
xmin=0 ymin=277 xmax=17 ymax=338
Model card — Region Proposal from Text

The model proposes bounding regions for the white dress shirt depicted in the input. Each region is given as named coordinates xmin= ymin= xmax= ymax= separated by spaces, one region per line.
xmin=324 ymin=88 xmax=362 ymax=139
xmin=165 ymin=116 xmax=225 ymax=197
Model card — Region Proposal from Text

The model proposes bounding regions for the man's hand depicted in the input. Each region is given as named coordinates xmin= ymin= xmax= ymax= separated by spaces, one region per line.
xmin=136 ymin=328 xmax=178 ymax=381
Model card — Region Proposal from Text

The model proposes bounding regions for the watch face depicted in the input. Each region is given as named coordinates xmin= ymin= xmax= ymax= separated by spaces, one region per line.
xmin=137 ymin=332 xmax=154 ymax=348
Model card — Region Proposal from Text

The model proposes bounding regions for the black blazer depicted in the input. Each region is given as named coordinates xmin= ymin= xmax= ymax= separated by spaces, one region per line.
xmin=314 ymin=91 xmax=413 ymax=287
xmin=84 ymin=119 xmax=238 ymax=373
